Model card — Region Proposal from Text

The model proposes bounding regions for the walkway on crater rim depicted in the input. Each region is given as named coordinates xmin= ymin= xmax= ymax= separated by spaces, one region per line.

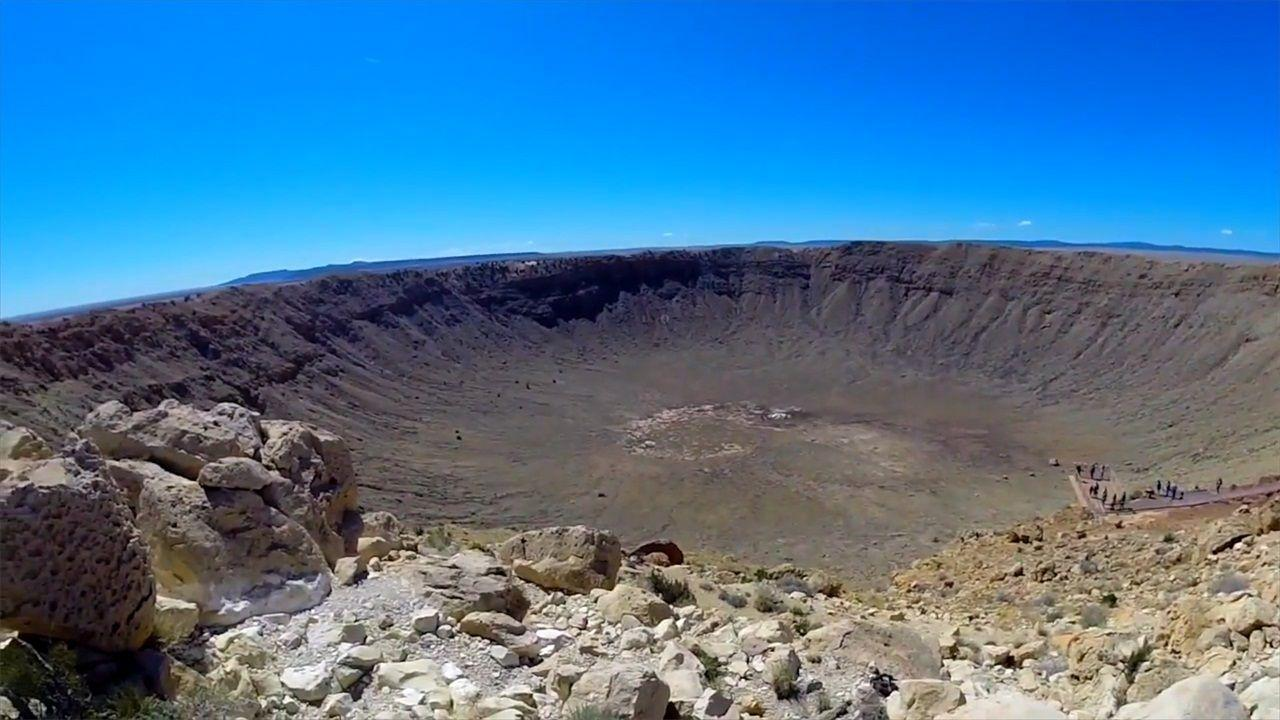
xmin=1066 ymin=472 xmax=1280 ymax=517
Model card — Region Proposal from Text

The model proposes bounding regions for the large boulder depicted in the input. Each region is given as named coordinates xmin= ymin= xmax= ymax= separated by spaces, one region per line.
xmin=79 ymin=400 xmax=262 ymax=479
xmin=372 ymin=659 xmax=448 ymax=692
xmin=196 ymin=457 xmax=276 ymax=490
xmin=411 ymin=550 xmax=530 ymax=621
xmin=657 ymin=642 xmax=705 ymax=703
xmin=805 ymin=619 xmax=942 ymax=679
xmin=939 ymin=691 xmax=1065 ymax=719
xmin=103 ymin=458 xmax=169 ymax=512
xmin=0 ymin=421 xmax=52 ymax=462
xmin=887 ymin=679 xmax=965 ymax=720
xmin=134 ymin=464 xmax=331 ymax=625
xmin=1063 ymin=629 xmax=1145 ymax=679
xmin=458 ymin=612 xmax=541 ymax=658
xmin=1207 ymin=596 xmax=1279 ymax=636
xmin=566 ymin=662 xmax=670 ymax=720
xmin=153 ymin=596 xmax=200 ymax=643
xmin=497 ymin=525 xmax=622 ymax=593
xmin=353 ymin=510 xmax=404 ymax=545
xmin=597 ymin=584 xmax=675 ymax=626
xmin=1199 ymin=515 xmax=1256 ymax=557
xmin=259 ymin=472 xmax=345 ymax=566
xmin=1114 ymin=675 xmax=1248 ymax=720
xmin=0 ymin=451 xmax=155 ymax=651
xmin=258 ymin=420 xmax=357 ymax=532
xmin=1126 ymin=658 xmax=1193 ymax=703
xmin=1239 ymin=677 xmax=1279 ymax=720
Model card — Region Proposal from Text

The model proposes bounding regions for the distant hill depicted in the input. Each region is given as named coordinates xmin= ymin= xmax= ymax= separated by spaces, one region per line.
xmin=224 ymin=253 xmax=547 ymax=286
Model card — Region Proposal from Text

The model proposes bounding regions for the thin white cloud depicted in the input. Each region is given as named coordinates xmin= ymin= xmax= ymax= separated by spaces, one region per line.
xmin=974 ymin=222 xmax=997 ymax=229
xmin=1018 ymin=220 xmax=1033 ymax=227
xmin=662 ymin=232 xmax=674 ymax=238
xmin=1220 ymin=228 xmax=1234 ymax=236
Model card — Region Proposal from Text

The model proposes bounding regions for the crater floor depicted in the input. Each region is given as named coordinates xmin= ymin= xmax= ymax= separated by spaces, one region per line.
xmin=2 ymin=243 xmax=1276 ymax=583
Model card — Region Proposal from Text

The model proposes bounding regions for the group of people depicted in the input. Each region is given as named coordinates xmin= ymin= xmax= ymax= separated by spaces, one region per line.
xmin=1077 ymin=460 xmax=1236 ymax=514
xmin=1086 ymin=474 xmax=1228 ymax=513
xmin=1154 ymin=479 xmax=1188 ymax=501
xmin=1077 ymin=462 xmax=1111 ymax=481
xmin=1088 ymin=482 xmax=1129 ymax=510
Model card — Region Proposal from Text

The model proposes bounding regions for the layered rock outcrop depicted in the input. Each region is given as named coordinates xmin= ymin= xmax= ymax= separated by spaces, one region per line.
xmin=1 ymin=399 xmax=375 ymax=647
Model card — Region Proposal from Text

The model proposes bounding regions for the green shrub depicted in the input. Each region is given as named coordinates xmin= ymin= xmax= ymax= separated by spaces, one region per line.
xmin=648 ymin=570 xmax=693 ymax=606
xmin=718 ymin=588 xmax=749 ymax=609
xmin=1123 ymin=642 xmax=1154 ymax=681
xmin=753 ymin=583 xmax=782 ymax=613
xmin=775 ymin=573 xmax=812 ymax=597
xmin=1080 ymin=603 xmax=1109 ymax=628
xmin=693 ymin=647 xmax=725 ymax=686
xmin=770 ymin=663 xmax=799 ymax=700
xmin=792 ymin=614 xmax=818 ymax=636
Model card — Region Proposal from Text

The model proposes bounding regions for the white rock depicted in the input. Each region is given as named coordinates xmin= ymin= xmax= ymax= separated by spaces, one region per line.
xmin=396 ymin=689 xmax=427 ymax=707
xmin=938 ymin=690 xmax=1065 ymax=719
xmin=333 ymin=664 xmax=364 ymax=690
xmin=338 ymin=644 xmax=382 ymax=669
xmin=654 ymin=618 xmax=681 ymax=641
xmin=308 ymin=621 xmax=367 ymax=647
xmin=886 ymin=679 xmax=965 ymax=720
xmin=501 ymin=684 xmax=538 ymax=707
xmin=535 ymin=627 xmax=574 ymax=650
xmin=739 ymin=619 xmax=793 ymax=656
xmin=658 ymin=641 xmax=706 ymax=703
xmin=1239 ymin=676 xmax=1280 ymax=720
xmin=1114 ymin=675 xmax=1248 ymax=720
xmin=413 ymin=608 xmax=441 ymax=634
xmin=320 ymin=692 xmax=354 ymax=717
xmin=621 ymin=627 xmax=654 ymax=650
xmin=374 ymin=660 xmax=448 ymax=692
xmin=490 ymin=644 xmax=521 ymax=668
xmin=450 ymin=677 xmax=482 ymax=708
xmin=281 ymin=663 xmax=335 ymax=703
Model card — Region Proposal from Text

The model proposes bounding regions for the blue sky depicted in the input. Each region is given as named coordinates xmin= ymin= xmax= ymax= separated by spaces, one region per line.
xmin=2 ymin=1 xmax=1277 ymax=316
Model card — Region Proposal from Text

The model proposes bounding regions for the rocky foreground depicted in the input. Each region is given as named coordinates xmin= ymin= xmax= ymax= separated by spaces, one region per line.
xmin=1 ymin=401 xmax=1278 ymax=719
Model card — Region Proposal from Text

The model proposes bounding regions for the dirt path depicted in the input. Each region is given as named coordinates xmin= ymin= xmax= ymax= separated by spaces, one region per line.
xmin=1066 ymin=472 xmax=1280 ymax=516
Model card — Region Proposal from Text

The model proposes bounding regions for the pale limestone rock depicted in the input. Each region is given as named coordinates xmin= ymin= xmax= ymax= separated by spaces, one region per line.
xmin=739 ymin=618 xmax=794 ymax=656
xmin=805 ymin=618 xmax=942 ymax=679
xmin=320 ymin=692 xmax=354 ymax=717
xmin=152 ymin=596 xmax=199 ymax=643
xmin=281 ymin=663 xmax=336 ymax=702
xmin=80 ymin=399 xmax=261 ymax=479
xmin=374 ymin=659 xmax=448 ymax=692
xmin=1209 ymin=597 xmax=1280 ymax=636
xmin=1114 ymin=674 xmax=1248 ymax=720
xmin=496 ymin=525 xmax=622 ymax=594
xmin=938 ymin=690 xmax=1066 ymax=719
xmin=566 ymin=662 xmax=670 ymax=720
xmin=658 ymin=641 xmax=706 ymax=703
xmin=196 ymin=456 xmax=277 ymax=490
xmin=135 ymin=466 xmax=331 ymax=625
xmin=597 ymin=584 xmax=674 ymax=626
xmin=1239 ymin=676 xmax=1280 ymax=720
xmin=886 ymin=679 xmax=965 ymax=720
